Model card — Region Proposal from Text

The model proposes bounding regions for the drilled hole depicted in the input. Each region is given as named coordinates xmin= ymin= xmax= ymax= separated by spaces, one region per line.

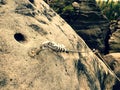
xmin=29 ymin=0 xmax=34 ymax=3
xmin=14 ymin=33 xmax=26 ymax=43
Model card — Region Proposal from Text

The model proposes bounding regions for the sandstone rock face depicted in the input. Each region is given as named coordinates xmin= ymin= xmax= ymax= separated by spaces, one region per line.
xmin=55 ymin=0 xmax=110 ymax=54
xmin=0 ymin=0 xmax=116 ymax=90
xmin=104 ymin=53 xmax=120 ymax=90
xmin=109 ymin=18 xmax=120 ymax=53
xmin=73 ymin=0 xmax=110 ymax=54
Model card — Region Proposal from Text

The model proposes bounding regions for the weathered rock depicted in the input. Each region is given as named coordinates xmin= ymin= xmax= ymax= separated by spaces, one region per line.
xmin=104 ymin=53 xmax=120 ymax=90
xmin=109 ymin=17 xmax=120 ymax=53
xmin=71 ymin=0 xmax=110 ymax=54
xmin=46 ymin=0 xmax=110 ymax=54
xmin=109 ymin=20 xmax=117 ymax=33
xmin=0 ymin=0 xmax=116 ymax=90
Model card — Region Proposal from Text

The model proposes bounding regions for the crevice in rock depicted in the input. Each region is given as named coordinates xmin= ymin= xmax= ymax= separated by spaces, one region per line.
xmin=29 ymin=0 xmax=34 ymax=4
xmin=113 ymin=79 xmax=120 ymax=90
xmin=29 ymin=24 xmax=48 ymax=35
xmin=15 ymin=3 xmax=36 ymax=17
xmin=104 ymin=29 xmax=111 ymax=54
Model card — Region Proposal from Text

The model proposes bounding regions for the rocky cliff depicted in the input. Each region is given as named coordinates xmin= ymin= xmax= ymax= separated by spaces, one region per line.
xmin=104 ymin=53 xmax=120 ymax=90
xmin=0 ymin=0 xmax=117 ymax=90
xmin=109 ymin=17 xmax=120 ymax=53
xmin=46 ymin=0 xmax=110 ymax=54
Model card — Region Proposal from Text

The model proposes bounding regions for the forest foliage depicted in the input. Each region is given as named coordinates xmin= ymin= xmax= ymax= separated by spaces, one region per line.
xmin=44 ymin=0 xmax=74 ymax=14
xmin=97 ymin=0 xmax=120 ymax=20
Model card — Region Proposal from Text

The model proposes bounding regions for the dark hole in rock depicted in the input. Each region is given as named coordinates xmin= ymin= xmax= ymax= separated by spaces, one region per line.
xmin=31 ymin=12 xmax=35 ymax=16
xmin=26 ymin=4 xmax=34 ymax=9
xmin=29 ymin=0 xmax=34 ymax=3
xmin=14 ymin=33 xmax=26 ymax=43
xmin=10 ymin=79 xmax=13 ymax=81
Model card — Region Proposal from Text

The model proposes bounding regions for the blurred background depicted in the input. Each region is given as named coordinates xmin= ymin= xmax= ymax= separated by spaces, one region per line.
xmin=96 ymin=0 xmax=120 ymax=20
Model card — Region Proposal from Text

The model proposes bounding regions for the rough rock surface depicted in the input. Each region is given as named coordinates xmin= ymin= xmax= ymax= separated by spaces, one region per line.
xmin=104 ymin=53 xmax=120 ymax=90
xmin=0 ymin=0 xmax=116 ymax=90
xmin=70 ymin=0 xmax=110 ymax=54
xmin=109 ymin=17 xmax=120 ymax=53
xmin=46 ymin=0 xmax=110 ymax=54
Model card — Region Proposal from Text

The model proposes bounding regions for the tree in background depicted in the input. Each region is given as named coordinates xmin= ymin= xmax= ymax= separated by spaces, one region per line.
xmin=97 ymin=0 xmax=120 ymax=20
xmin=45 ymin=0 xmax=120 ymax=21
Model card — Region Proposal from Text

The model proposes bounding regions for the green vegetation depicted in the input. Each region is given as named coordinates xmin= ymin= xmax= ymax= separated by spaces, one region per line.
xmin=97 ymin=0 xmax=120 ymax=20
xmin=45 ymin=0 xmax=120 ymax=20
xmin=44 ymin=0 xmax=74 ymax=15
